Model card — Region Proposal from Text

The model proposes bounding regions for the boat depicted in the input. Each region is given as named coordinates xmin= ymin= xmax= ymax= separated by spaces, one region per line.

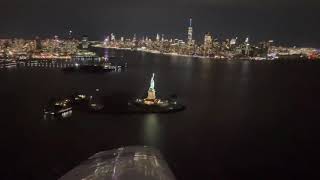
xmin=44 ymin=98 xmax=73 ymax=118
xmin=88 ymin=95 xmax=104 ymax=112
xmin=70 ymin=93 xmax=89 ymax=105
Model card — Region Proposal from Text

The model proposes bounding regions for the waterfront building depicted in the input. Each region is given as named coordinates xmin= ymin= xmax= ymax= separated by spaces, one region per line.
xmin=104 ymin=36 xmax=110 ymax=45
xmin=68 ymin=30 xmax=73 ymax=39
xmin=111 ymin=33 xmax=116 ymax=41
xmin=203 ymin=33 xmax=213 ymax=56
xmin=133 ymin=34 xmax=137 ymax=42
xmin=82 ymin=35 xmax=89 ymax=49
xmin=204 ymin=32 xmax=213 ymax=49
xmin=230 ymin=37 xmax=238 ymax=49
xmin=35 ymin=36 xmax=42 ymax=50
xmin=244 ymin=37 xmax=250 ymax=56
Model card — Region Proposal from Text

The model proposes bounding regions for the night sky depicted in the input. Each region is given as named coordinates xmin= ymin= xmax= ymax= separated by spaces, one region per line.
xmin=1 ymin=0 xmax=319 ymax=47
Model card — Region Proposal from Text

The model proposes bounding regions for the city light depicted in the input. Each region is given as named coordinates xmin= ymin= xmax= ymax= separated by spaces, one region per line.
xmin=89 ymin=19 xmax=319 ymax=61
xmin=0 ymin=19 xmax=319 ymax=61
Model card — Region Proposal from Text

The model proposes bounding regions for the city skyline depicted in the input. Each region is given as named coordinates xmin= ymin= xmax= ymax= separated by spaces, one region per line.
xmin=1 ymin=0 xmax=320 ymax=47
xmin=2 ymin=17 xmax=319 ymax=62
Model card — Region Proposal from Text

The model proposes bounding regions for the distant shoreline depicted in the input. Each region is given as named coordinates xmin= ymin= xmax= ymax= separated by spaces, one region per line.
xmin=92 ymin=45 xmax=233 ymax=60
xmin=92 ymin=45 xmax=318 ymax=61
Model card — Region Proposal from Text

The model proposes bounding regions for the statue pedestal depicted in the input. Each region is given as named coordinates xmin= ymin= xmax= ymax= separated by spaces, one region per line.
xmin=147 ymin=90 xmax=156 ymax=100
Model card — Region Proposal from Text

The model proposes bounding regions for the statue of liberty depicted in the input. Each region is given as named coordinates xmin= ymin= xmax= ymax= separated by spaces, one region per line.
xmin=146 ymin=73 xmax=156 ymax=100
xmin=149 ymin=73 xmax=155 ymax=91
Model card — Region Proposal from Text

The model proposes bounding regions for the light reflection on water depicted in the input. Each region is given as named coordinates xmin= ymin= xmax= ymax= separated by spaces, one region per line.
xmin=142 ymin=114 xmax=161 ymax=147
xmin=104 ymin=48 xmax=109 ymax=61
xmin=239 ymin=61 xmax=250 ymax=99
xmin=199 ymin=58 xmax=211 ymax=80
xmin=240 ymin=61 xmax=250 ymax=83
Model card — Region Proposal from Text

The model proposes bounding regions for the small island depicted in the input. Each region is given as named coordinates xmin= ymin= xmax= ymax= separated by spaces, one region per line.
xmin=128 ymin=73 xmax=185 ymax=113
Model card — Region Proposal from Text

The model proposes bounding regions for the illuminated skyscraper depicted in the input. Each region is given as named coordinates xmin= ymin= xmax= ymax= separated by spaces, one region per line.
xmin=204 ymin=32 xmax=213 ymax=49
xmin=156 ymin=33 xmax=160 ymax=41
xmin=111 ymin=33 xmax=115 ymax=41
xmin=68 ymin=30 xmax=73 ymax=39
xmin=35 ymin=36 xmax=41 ymax=50
xmin=245 ymin=37 xmax=250 ymax=56
xmin=104 ymin=36 xmax=110 ymax=45
xmin=82 ymin=35 xmax=89 ymax=49
xmin=230 ymin=37 xmax=238 ymax=46
xmin=187 ymin=18 xmax=193 ymax=45
xmin=133 ymin=34 xmax=137 ymax=42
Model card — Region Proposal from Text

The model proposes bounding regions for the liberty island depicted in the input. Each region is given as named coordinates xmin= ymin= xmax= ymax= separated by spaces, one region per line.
xmin=128 ymin=73 xmax=185 ymax=113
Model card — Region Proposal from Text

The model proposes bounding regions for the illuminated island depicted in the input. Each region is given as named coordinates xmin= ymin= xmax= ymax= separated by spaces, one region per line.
xmin=128 ymin=73 xmax=185 ymax=113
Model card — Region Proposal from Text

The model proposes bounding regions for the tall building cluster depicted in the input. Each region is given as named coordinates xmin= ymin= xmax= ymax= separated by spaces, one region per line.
xmin=94 ymin=18 xmax=320 ymax=60
xmin=0 ymin=35 xmax=80 ymax=59
xmin=1 ymin=19 xmax=319 ymax=61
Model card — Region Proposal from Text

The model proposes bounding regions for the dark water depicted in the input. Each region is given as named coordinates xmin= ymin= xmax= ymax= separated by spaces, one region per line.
xmin=1 ymin=50 xmax=320 ymax=179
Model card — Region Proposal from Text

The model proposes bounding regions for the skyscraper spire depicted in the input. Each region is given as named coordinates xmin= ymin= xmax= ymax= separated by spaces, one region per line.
xmin=187 ymin=18 xmax=193 ymax=45
xmin=156 ymin=33 xmax=160 ymax=41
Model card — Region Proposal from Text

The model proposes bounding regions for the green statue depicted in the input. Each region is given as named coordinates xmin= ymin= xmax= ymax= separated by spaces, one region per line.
xmin=149 ymin=73 xmax=155 ymax=91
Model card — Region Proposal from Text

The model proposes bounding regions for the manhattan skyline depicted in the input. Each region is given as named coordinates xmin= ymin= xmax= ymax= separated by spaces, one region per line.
xmin=1 ymin=0 xmax=320 ymax=47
